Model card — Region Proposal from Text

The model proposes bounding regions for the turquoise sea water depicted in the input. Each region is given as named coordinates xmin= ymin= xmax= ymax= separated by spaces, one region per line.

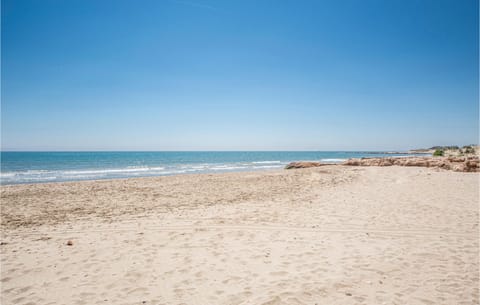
xmin=1 ymin=151 xmax=416 ymax=185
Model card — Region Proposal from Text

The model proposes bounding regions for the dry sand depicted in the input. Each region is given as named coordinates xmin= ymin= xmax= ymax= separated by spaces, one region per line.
xmin=1 ymin=166 xmax=479 ymax=305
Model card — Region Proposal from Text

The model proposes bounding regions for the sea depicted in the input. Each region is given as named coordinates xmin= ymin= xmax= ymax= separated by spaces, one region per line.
xmin=1 ymin=151 xmax=415 ymax=185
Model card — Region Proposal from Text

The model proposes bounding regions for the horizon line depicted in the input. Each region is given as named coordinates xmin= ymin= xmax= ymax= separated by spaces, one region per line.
xmin=0 ymin=149 xmax=432 ymax=153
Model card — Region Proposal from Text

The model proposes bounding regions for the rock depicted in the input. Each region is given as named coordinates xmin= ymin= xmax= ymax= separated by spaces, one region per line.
xmin=465 ymin=159 xmax=479 ymax=172
xmin=342 ymin=156 xmax=479 ymax=172
xmin=343 ymin=159 xmax=361 ymax=166
xmin=66 ymin=240 xmax=73 ymax=246
xmin=448 ymin=157 xmax=466 ymax=163
xmin=451 ymin=163 xmax=466 ymax=172
xmin=285 ymin=161 xmax=325 ymax=169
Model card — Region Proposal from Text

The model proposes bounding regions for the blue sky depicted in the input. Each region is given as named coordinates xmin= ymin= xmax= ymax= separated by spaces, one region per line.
xmin=1 ymin=0 xmax=478 ymax=151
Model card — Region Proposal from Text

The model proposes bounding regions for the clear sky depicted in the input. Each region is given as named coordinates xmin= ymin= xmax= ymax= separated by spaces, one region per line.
xmin=1 ymin=0 xmax=478 ymax=151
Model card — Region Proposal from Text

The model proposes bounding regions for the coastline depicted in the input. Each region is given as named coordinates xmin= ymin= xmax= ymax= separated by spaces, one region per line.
xmin=0 ymin=151 xmax=426 ymax=185
xmin=0 ymin=166 xmax=287 ymax=188
xmin=1 ymin=165 xmax=478 ymax=304
xmin=3 ymin=152 xmax=479 ymax=187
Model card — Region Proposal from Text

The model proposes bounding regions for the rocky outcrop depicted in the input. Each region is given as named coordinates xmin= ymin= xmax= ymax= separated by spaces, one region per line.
xmin=342 ymin=156 xmax=479 ymax=172
xmin=285 ymin=161 xmax=325 ymax=169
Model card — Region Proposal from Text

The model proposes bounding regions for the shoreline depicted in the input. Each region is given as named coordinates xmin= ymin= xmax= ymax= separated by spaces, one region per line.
xmin=4 ymin=152 xmax=480 ymax=187
xmin=0 ymin=151 xmax=430 ymax=185
xmin=3 ymin=164 xmax=478 ymax=230
xmin=0 ymin=155 xmax=445 ymax=187
xmin=0 ymin=166 xmax=289 ymax=188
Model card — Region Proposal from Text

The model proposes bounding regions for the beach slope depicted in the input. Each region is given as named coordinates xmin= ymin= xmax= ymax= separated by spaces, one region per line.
xmin=1 ymin=166 xmax=479 ymax=305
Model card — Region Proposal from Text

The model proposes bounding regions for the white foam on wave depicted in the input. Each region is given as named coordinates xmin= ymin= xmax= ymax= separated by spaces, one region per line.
xmin=182 ymin=165 xmax=208 ymax=170
xmin=157 ymin=170 xmax=187 ymax=175
xmin=210 ymin=166 xmax=248 ymax=171
xmin=63 ymin=167 xmax=165 ymax=175
xmin=9 ymin=176 xmax=58 ymax=181
xmin=1 ymin=161 xmax=290 ymax=184
xmin=252 ymin=161 xmax=282 ymax=164
xmin=1 ymin=170 xmax=56 ymax=183
xmin=0 ymin=166 xmax=171 ymax=184
xmin=1 ymin=162 xmax=286 ymax=184
xmin=0 ymin=172 xmax=17 ymax=178
xmin=23 ymin=170 xmax=50 ymax=174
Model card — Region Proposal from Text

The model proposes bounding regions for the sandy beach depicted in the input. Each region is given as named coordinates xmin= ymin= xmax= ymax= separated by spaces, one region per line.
xmin=1 ymin=166 xmax=479 ymax=305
